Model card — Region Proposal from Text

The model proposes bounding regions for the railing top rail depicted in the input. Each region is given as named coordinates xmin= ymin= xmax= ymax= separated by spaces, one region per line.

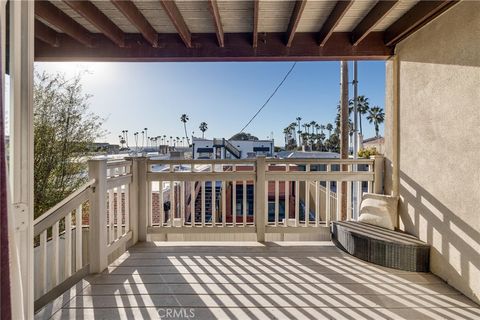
xmin=147 ymin=159 xmax=257 ymax=165
xmin=266 ymin=158 xmax=374 ymax=165
xmin=106 ymin=159 xmax=131 ymax=168
xmin=33 ymin=179 xmax=95 ymax=235
xmin=146 ymin=158 xmax=374 ymax=166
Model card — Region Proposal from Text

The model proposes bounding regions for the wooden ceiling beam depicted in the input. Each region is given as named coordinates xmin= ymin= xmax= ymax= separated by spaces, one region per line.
xmin=208 ymin=0 xmax=224 ymax=47
xmin=35 ymin=1 xmax=94 ymax=47
xmin=64 ymin=0 xmax=125 ymax=47
xmin=253 ymin=0 xmax=259 ymax=48
xmin=159 ymin=0 xmax=192 ymax=48
xmin=318 ymin=1 xmax=353 ymax=46
xmin=384 ymin=1 xmax=456 ymax=46
xmin=351 ymin=1 xmax=398 ymax=46
xmin=35 ymin=32 xmax=393 ymax=62
xmin=111 ymin=0 xmax=159 ymax=47
xmin=286 ymin=0 xmax=307 ymax=47
xmin=35 ymin=19 xmax=60 ymax=47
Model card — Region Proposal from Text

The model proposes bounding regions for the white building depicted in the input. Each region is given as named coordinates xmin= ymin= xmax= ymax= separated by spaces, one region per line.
xmin=192 ymin=137 xmax=274 ymax=159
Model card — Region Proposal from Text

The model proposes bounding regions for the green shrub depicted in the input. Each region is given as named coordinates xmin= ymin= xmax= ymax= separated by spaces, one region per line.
xmin=358 ymin=147 xmax=378 ymax=158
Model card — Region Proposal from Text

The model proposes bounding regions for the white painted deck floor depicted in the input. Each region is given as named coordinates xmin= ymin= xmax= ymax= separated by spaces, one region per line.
xmin=37 ymin=241 xmax=480 ymax=320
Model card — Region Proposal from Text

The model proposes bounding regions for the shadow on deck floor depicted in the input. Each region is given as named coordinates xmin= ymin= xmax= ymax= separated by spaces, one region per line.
xmin=36 ymin=241 xmax=480 ymax=320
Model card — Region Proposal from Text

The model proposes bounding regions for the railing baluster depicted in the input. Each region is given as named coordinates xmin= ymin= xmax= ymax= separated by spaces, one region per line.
xmin=274 ymin=180 xmax=279 ymax=226
xmin=39 ymin=230 xmax=47 ymax=294
xmin=305 ymin=164 xmax=310 ymax=226
xmin=115 ymin=187 xmax=122 ymax=238
xmin=315 ymin=180 xmax=320 ymax=227
xmin=326 ymin=164 xmax=331 ymax=226
xmin=190 ymin=181 xmax=195 ymax=226
xmin=75 ymin=205 xmax=82 ymax=271
xmin=124 ymin=184 xmax=130 ymax=233
xmin=108 ymin=188 xmax=114 ymax=244
xmin=211 ymin=180 xmax=216 ymax=226
xmin=243 ymin=180 xmax=247 ymax=226
xmin=201 ymin=181 xmax=205 ymax=227
xmin=64 ymin=213 xmax=72 ymax=279
xmin=147 ymin=181 xmax=153 ymax=227
xmin=336 ymin=180 xmax=341 ymax=222
xmin=171 ymin=180 xmax=176 ymax=224
xmin=347 ymin=164 xmax=352 ymax=220
xmin=232 ymin=180 xmax=236 ymax=226
xmin=284 ymin=182 xmax=289 ymax=226
xmin=51 ymin=221 xmax=60 ymax=286
xmin=295 ymin=180 xmax=300 ymax=227
xmin=264 ymin=179 xmax=268 ymax=226
xmin=368 ymin=162 xmax=374 ymax=193
xmin=222 ymin=180 xmax=226 ymax=227
xmin=181 ymin=181 xmax=185 ymax=226
xmin=159 ymin=181 xmax=164 ymax=226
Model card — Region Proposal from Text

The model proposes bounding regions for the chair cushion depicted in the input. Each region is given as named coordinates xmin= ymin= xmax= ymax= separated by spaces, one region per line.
xmin=358 ymin=193 xmax=399 ymax=230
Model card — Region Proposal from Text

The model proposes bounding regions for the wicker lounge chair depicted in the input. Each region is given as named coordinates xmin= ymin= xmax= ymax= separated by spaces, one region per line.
xmin=331 ymin=221 xmax=430 ymax=272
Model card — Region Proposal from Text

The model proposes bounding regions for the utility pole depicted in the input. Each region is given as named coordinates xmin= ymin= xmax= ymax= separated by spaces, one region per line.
xmin=340 ymin=61 xmax=349 ymax=221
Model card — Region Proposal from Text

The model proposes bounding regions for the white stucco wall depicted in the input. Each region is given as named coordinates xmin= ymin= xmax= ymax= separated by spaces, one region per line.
xmin=384 ymin=2 xmax=480 ymax=304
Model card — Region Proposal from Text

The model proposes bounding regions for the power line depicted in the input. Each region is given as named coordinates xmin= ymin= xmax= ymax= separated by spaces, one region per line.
xmin=239 ymin=62 xmax=297 ymax=133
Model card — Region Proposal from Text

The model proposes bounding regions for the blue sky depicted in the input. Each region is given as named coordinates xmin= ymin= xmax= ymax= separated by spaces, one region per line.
xmin=34 ymin=61 xmax=386 ymax=145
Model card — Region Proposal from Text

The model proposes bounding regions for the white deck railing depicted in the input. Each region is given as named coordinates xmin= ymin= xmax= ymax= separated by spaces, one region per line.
xmin=33 ymin=179 xmax=94 ymax=309
xmin=141 ymin=156 xmax=383 ymax=241
xmin=33 ymin=159 xmax=134 ymax=311
xmin=33 ymin=155 xmax=383 ymax=311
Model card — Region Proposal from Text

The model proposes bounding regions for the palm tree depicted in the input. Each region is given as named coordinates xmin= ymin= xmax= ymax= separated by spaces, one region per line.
xmin=309 ymin=121 xmax=317 ymax=133
xmin=367 ymin=106 xmax=385 ymax=137
xmin=283 ymin=127 xmax=289 ymax=147
xmin=180 ymin=114 xmax=190 ymax=145
xmin=326 ymin=123 xmax=333 ymax=137
xmin=199 ymin=122 xmax=208 ymax=138
xmin=296 ymin=117 xmax=302 ymax=145
xmin=319 ymin=124 xmax=325 ymax=134
xmin=288 ymin=122 xmax=297 ymax=144
xmin=357 ymin=95 xmax=370 ymax=136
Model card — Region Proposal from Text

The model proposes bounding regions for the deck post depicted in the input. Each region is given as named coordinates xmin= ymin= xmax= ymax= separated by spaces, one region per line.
xmin=88 ymin=159 xmax=108 ymax=273
xmin=125 ymin=157 xmax=139 ymax=244
xmin=7 ymin=0 xmax=35 ymax=317
xmin=255 ymin=156 xmax=266 ymax=242
xmin=136 ymin=157 xmax=148 ymax=242
xmin=373 ymin=155 xmax=384 ymax=194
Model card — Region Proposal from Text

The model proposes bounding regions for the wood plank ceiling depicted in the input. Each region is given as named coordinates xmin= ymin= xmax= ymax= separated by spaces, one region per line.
xmin=34 ymin=0 xmax=459 ymax=62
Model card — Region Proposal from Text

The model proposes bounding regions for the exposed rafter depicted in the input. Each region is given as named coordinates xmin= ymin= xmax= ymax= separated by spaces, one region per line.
xmin=318 ymin=1 xmax=353 ymax=46
xmin=64 ymin=1 xmax=125 ymax=47
xmin=351 ymin=1 xmax=398 ymax=46
xmin=253 ymin=0 xmax=259 ymax=48
xmin=35 ymin=32 xmax=393 ymax=62
xmin=286 ymin=0 xmax=307 ymax=47
xmin=35 ymin=1 xmax=94 ymax=47
xmin=208 ymin=0 xmax=224 ymax=47
xmin=159 ymin=0 xmax=192 ymax=48
xmin=35 ymin=20 xmax=60 ymax=47
xmin=384 ymin=1 xmax=456 ymax=46
xmin=111 ymin=0 xmax=159 ymax=47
